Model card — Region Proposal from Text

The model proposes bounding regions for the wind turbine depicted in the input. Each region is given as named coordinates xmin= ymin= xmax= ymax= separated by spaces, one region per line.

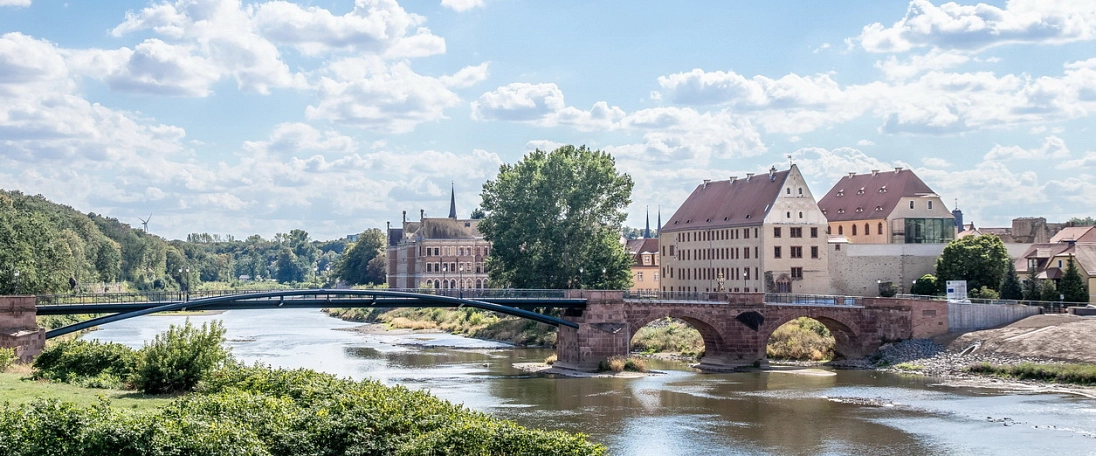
xmin=139 ymin=214 xmax=152 ymax=233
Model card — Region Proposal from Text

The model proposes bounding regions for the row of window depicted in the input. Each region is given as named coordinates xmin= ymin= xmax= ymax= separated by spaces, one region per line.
xmin=773 ymin=226 xmax=818 ymax=238
xmin=420 ymin=246 xmax=490 ymax=257
xmin=836 ymin=222 xmax=884 ymax=237
xmin=424 ymin=279 xmax=489 ymax=289
xmin=424 ymin=262 xmax=484 ymax=274
xmin=674 ymin=227 xmax=759 ymax=243
xmin=663 ymin=266 xmax=759 ymax=282
xmin=634 ymin=272 xmax=660 ymax=282
xmin=673 ymin=246 xmax=759 ymax=261
xmin=773 ymin=246 xmax=819 ymax=259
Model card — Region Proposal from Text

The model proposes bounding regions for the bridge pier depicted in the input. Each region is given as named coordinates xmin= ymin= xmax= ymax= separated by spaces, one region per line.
xmin=0 ymin=296 xmax=45 ymax=363
xmin=555 ymin=291 xmax=631 ymax=371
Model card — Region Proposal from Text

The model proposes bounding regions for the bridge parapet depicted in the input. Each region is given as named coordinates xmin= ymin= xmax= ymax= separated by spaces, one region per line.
xmin=0 ymin=296 xmax=45 ymax=362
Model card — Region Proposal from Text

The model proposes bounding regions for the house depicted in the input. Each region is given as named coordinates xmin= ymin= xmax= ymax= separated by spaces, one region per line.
xmin=1016 ymin=230 xmax=1096 ymax=303
xmin=386 ymin=186 xmax=491 ymax=290
xmin=817 ymin=168 xmax=954 ymax=244
xmin=659 ymin=164 xmax=830 ymax=294
xmin=626 ymin=237 xmax=659 ymax=292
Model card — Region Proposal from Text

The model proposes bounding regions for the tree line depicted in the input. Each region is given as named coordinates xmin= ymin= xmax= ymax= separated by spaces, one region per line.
xmin=1 ymin=190 xmax=387 ymax=295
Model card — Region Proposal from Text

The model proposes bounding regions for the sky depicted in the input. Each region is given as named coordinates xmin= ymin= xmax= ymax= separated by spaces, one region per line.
xmin=1 ymin=0 xmax=1094 ymax=241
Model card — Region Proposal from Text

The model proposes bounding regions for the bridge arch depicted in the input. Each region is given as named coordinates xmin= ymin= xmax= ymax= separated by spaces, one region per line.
xmin=628 ymin=310 xmax=729 ymax=363
xmin=44 ymin=289 xmax=578 ymax=339
xmin=761 ymin=311 xmax=863 ymax=360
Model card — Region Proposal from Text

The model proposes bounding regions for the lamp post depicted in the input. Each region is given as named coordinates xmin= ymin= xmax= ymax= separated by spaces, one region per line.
xmin=578 ymin=267 xmax=584 ymax=290
xmin=12 ymin=270 xmax=19 ymax=295
xmin=601 ymin=267 xmax=606 ymax=290
xmin=458 ymin=264 xmax=464 ymax=299
xmin=442 ymin=264 xmax=448 ymax=295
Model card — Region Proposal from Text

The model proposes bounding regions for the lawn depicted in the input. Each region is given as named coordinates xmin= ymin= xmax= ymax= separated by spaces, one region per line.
xmin=0 ymin=371 xmax=172 ymax=411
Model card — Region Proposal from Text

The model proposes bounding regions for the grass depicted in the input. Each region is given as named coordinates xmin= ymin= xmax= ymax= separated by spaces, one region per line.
xmin=893 ymin=362 xmax=924 ymax=371
xmin=766 ymin=317 xmax=835 ymax=361
xmin=598 ymin=356 xmax=647 ymax=373
xmin=324 ymin=307 xmax=559 ymax=346
xmin=0 ymin=372 xmax=172 ymax=411
xmin=631 ymin=318 xmax=704 ymax=357
xmin=966 ymin=362 xmax=1096 ymax=386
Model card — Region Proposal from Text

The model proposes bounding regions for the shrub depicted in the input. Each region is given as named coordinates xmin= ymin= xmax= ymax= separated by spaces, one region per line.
xmin=0 ymin=347 xmax=15 ymax=371
xmin=598 ymin=356 xmax=646 ymax=373
xmin=766 ymin=317 xmax=835 ymax=361
xmin=544 ymin=353 xmax=557 ymax=365
xmin=31 ymin=339 xmax=137 ymax=386
xmin=132 ymin=320 xmax=231 ymax=394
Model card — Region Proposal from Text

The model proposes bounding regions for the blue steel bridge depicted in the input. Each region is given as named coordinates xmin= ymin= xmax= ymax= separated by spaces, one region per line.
xmin=36 ymin=288 xmax=587 ymax=339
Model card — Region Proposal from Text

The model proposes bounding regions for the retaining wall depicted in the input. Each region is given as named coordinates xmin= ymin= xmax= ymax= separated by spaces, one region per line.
xmin=948 ymin=302 xmax=1041 ymax=331
xmin=0 ymin=295 xmax=45 ymax=362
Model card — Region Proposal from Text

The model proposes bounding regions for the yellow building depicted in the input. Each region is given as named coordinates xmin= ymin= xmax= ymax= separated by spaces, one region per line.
xmin=659 ymin=165 xmax=830 ymax=294
xmin=817 ymin=168 xmax=955 ymax=244
xmin=626 ymin=238 xmax=659 ymax=292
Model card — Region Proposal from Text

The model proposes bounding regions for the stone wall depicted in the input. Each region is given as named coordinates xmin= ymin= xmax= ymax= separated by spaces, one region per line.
xmin=828 ymin=243 xmax=943 ymax=296
xmin=0 ymin=295 xmax=45 ymax=362
xmin=948 ymin=302 xmax=1042 ymax=331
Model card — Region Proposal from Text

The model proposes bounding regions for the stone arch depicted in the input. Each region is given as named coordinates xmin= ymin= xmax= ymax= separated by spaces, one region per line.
xmin=761 ymin=311 xmax=864 ymax=360
xmin=628 ymin=311 xmax=729 ymax=361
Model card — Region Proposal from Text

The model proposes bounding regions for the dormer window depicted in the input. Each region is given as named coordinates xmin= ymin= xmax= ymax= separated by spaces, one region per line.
xmin=879 ymin=186 xmax=887 ymax=193
xmin=857 ymin=187 xmax=865 ymax=194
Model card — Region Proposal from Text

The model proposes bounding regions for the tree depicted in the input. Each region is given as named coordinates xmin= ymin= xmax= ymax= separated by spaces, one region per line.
xmin=1068 ymin=216 xmax=1095 ymax=226
xmin=479 ymin=145 xmax=634 ymax=289
xmin=1059 ymin=256 xmax=1089 ymax=304
xmin=334 ymin=228 xmax=387 ymax=285
xmin=1022 ymin=267 xmax=1039 ymax=301
xmin=1039 ymin=279 xmax=1059 ymax=302
xmin=911 ymin=274 xmax=938 ymax=296
xmin=934 ymin=235 xmax=1010 ymax=295
xmin=999 ymin=261 xmax=1023 ymax=300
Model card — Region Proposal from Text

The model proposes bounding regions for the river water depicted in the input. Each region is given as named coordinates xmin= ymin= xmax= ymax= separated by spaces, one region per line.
xmin=82 ymin=309 xmax=1096 ymax=455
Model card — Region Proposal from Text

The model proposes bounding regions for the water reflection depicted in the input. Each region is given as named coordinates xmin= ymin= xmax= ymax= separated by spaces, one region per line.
xmin=82 ymin=309 xmax=1096 ymax=455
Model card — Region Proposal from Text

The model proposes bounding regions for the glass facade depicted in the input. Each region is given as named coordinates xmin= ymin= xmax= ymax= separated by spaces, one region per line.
xmin=904 ymin=218 xmax=955 ymax=244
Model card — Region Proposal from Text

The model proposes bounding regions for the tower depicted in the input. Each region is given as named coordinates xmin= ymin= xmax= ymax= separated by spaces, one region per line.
xmin=448 ymin=182 xmax=457 ymax=219
xmin=644 ymin=206 xmax=651 ymax=239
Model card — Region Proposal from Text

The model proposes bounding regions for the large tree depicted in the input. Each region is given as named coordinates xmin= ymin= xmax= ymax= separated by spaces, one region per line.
xmin=1059 ymin=256 xmax=1089 ymax=304
xmin=334 ymin=228 xmax=387 ymax=286
xmin=934 ymin=234 xmax=1010 ymax=295
xmin=999 ymin=261 xmax=1023 ymax=300
xmin=479 ymin=145 xmax=634 ymax=289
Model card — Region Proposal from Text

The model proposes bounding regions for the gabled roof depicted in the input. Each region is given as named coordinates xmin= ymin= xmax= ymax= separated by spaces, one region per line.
xmin=817 ymin=168 xmax=945 ymax=222
xmin=1050 ymin=226 xmax=1096 ymax=244
xmin=416 ymin=218 xmax=481 ymax=240
xmin=1014 ymin=242 xmax=1072 ymax=274
xmin=626 ymin=238 xmax=658 ymax=255
xmin=662 ymin=168 xmax=789 ymax=232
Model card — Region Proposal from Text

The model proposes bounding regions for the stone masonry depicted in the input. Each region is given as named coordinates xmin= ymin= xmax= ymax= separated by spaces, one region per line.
xmin=555 ymin=291 xmax=948 ymax=372
xmin=0 ymin=296 xmax=46 ymax=363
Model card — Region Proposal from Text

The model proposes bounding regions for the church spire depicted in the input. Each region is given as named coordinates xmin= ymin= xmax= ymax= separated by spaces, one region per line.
xmin=448 ymin=182 xmax=457 ymax=219
xmin=657 ymin=206 xmax=662 ymax=237
xmin=644 ymin=206 xmax=651 ymax=239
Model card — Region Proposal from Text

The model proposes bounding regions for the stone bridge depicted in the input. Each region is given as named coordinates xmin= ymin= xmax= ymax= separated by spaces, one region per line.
xmin=554 ymin=291 xmax=948 ymax=371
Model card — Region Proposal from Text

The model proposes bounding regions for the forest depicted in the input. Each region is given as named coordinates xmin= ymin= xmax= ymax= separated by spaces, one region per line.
xmin=0 ymin=190 xmax=386 ymax=295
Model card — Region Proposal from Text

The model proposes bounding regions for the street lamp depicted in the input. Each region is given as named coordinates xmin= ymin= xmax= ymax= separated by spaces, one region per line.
xmin=601 ymin=267 xmax=606 ymax=290
xmin=458 ymin=264 xmax=464 ymax=299
xmin=578 ymin=267 xmax=584 ymax=290
xmin=12 ymin=270 xmax=19 ymax=295
xmin=442 ymin=264 xmax=448 ymax=294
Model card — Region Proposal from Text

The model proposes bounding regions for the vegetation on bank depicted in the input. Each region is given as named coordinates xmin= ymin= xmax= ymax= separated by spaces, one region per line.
xmin=631 ymin=318 xmax=704 ymax=357
xmin=324 ymin=307 xmax=558 ymax=347
xmin=966 ymin=362 xmax=1096 ymax=386
xmin=0 ymin=348 xmax=15 ymax=371
xmin=767 ymin=317 xmax=835 ymax=361
xmin=598 ymin=356 xmax=647 ymax=373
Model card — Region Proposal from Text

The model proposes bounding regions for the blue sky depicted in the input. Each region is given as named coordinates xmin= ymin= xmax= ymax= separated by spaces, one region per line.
xmin=1 ymin=0 xmax=1094 ymax=240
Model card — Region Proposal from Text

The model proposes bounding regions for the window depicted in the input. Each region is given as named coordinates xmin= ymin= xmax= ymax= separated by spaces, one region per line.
xmin=744 ymin=229 xmax=749 ymax=239
xmin=774 ymin=246 xmax=782 ymax=258
xmin=928 ymin=201 xmax=933 ymax=210
xmin=852 ymin=224 xmax=858 ymax=236
xmin=654 ymin=273 xmax=659 ymax=282
xmin=878 ymin=222 xmax=883 ymax=235
xmin=744 ymin=248 xmax=750 ymax=259
xmin=811 ymin=227 xmax=818 ymax=238
xmin=798 ymin=187 xmax=803 ymax=195
xmin=786 ymin=211 xmax=791 ymax=218
xmin=636 ymin=272 xmax=644 ymax=282
xmin=790 ymin=246 xmax=803 ymax=258
xmin=799 ymin=211 xmax=803 ymax=218
xmin=865 ymin=223 xmax=870 ymax=235
xmin=774 ymin=227 xmax=782 ymax=238
xmin=811 ymin=246 xmax=819 ymax=258
xmin=835 ymin=244 xmax=841 ymax=251
xmin=838 ymin=225 xmax=844 ymax=235
xmin=669 ymin=245 xmax=675 ymax=256
xmin=791 ymin=267 xmax=803 ymax=279
xmin=910 ymin=201 xmax=915 ymax=209
xmin=786 ymin=188 xmax=791 ymax=194
xmin=790 ymin=227 xmax=802 ymax=238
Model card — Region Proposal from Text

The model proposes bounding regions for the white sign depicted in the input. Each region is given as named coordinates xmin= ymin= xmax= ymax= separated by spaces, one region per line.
xmin=946 ymin=280 xmax=968 ymax=302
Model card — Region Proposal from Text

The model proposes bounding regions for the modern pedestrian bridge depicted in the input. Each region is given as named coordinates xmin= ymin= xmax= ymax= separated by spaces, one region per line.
xmin=3 ymin=289 xmax=949 ymax=370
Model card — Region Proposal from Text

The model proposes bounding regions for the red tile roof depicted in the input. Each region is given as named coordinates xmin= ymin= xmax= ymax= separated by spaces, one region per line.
xmin=625 ymin=238 xmax=659 ymax=264
xmin=817 ymin=168 xmax=939 ymax=222
xmin=662 ymin=169 xmax=789 ymax=232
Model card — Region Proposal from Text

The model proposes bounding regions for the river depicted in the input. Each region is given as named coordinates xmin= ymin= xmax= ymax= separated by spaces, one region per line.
xmin=81 ymin=308 xmax=1096 ymax=455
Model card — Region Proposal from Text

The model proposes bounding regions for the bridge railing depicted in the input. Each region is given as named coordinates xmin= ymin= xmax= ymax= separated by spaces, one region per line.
xmin=35 ymin=288 xmax=287 ymax=306
xmin=895 ymin=293 xmax=1088 ymax=313
xmin=764 ymin=293 xmax=861 ymax=307
xmin=387 ymin=288 xmax=569 ymax=299
xmin=622 ymin=290 xmax=718 ymax=302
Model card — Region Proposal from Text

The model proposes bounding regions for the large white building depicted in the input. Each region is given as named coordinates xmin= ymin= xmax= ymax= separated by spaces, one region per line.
xmin=386 ymin=188 xmax=491 ymax=290
xmin=659 ymin=165 xmax=830 ymax=294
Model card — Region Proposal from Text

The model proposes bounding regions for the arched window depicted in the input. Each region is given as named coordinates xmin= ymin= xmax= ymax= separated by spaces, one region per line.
xmin=798 ymin=188 xmax=803 ymax=195
xmin=878 ymin=222 xmax=883 ymax=234
xmin=852 ymin=224 xmax=858 ymax=236
xmin=865 ymin=223 xmax=870 ymax=235
xmin=910 ymin=201 xmax=915 ymax=209
xmin=838 ymin=225 xmax=844 ymax=235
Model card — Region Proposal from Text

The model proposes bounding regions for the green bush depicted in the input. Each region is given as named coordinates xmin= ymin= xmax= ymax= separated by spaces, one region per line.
xmin=0 ymin=347 xmax=16 ymax=371
xmin=766 ymin=317 xmax=835 ymax=361
xmin=132 ymin=320 xmax=231 ymax=394
xmin=967 ymin=362 xmax=1096 ymax=385
xmin=32 ymin=339 xmax=137 ymax=386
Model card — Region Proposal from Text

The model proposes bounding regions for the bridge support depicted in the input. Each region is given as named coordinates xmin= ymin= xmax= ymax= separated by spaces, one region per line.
xmin=0 ymin=296 xmax=45 ymax=363
xmin=554 ymin=291 xmax=631 ymax=371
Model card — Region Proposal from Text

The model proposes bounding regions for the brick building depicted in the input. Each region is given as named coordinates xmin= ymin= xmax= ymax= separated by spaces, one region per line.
xmin=386 ymin=187 xmax=491 ymax=290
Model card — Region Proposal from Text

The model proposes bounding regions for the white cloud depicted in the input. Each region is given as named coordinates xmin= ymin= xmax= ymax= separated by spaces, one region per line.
xmin=440 ymin=62 xmax=490 ymax=88
xmin=1058 ymin=151 xmax=1096 ymax=169
xmin=856 ymin=139 xmax=876 ymax=146
xmin=0 ymin=0 xmax=30 ymax=7
xmin=984 ymin=136 xmax=1071 ymax=161
xmin=609 ymin=107 xmax=766 ymax=164
xmin=471 ymin=82 xmax=566 ymax=121
xmin=68 ymin=40 xmax=222 ymax=97
xmin=874 ymin=48 xmax=970 ymax=81
xmin=855 ymin=0 xmax=1096 ymax=53
xmin=242 ymin=123 xmax=357 ymax=158
xmin=441 ymin=0 xmax=484 ymax=12
xmin=306 ymin=58 xmax=463 ymax=133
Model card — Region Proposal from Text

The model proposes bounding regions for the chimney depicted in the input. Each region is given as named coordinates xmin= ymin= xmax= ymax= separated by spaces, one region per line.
xmin=402 ymin=211 xmax=406 ymax=224
xmin=420 ymin=209 xmax=425 ymax=221
xmin=746 ymin=173 xmax=754 ymax=181
xmin=871 ymin=169 xmax=879 ymax=176
xmin=895 ymin=167 xmax=903 ymax=173
xmin=848 ymin=172 xmax=855 ymax=178
xmin=769 ymin=166 xmax=776 ymax=176
xmin=729 ymin=176 xmax=737 ymax=183
xmin=702 ymin=179 xmax=711 ymax=188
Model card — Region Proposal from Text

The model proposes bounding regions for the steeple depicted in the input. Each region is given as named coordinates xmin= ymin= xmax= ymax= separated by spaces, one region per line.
xmin=644 ymin=206 xmax=651 ymax=239
xmin=657 ymin=206 xmax=662 ymax=237
xmin=448 ymin=182 xmax=457 ymax=219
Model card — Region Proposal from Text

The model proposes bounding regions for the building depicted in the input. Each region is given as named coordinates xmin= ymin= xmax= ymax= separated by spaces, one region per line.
xmin=626 ymin=208 xmax=661 ymax=292
xmin=958 ymin=217 xmax=1069 ymax=243
xmin=817 ymin=168 xmax=955 ymax=244
xmin=386 ymin=187 xmax=491 ymax=290
xmin=659 ymin=165 xmax=830 ymax=294
xmin=1015 ymin=225 xmax=1096 ymax=303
